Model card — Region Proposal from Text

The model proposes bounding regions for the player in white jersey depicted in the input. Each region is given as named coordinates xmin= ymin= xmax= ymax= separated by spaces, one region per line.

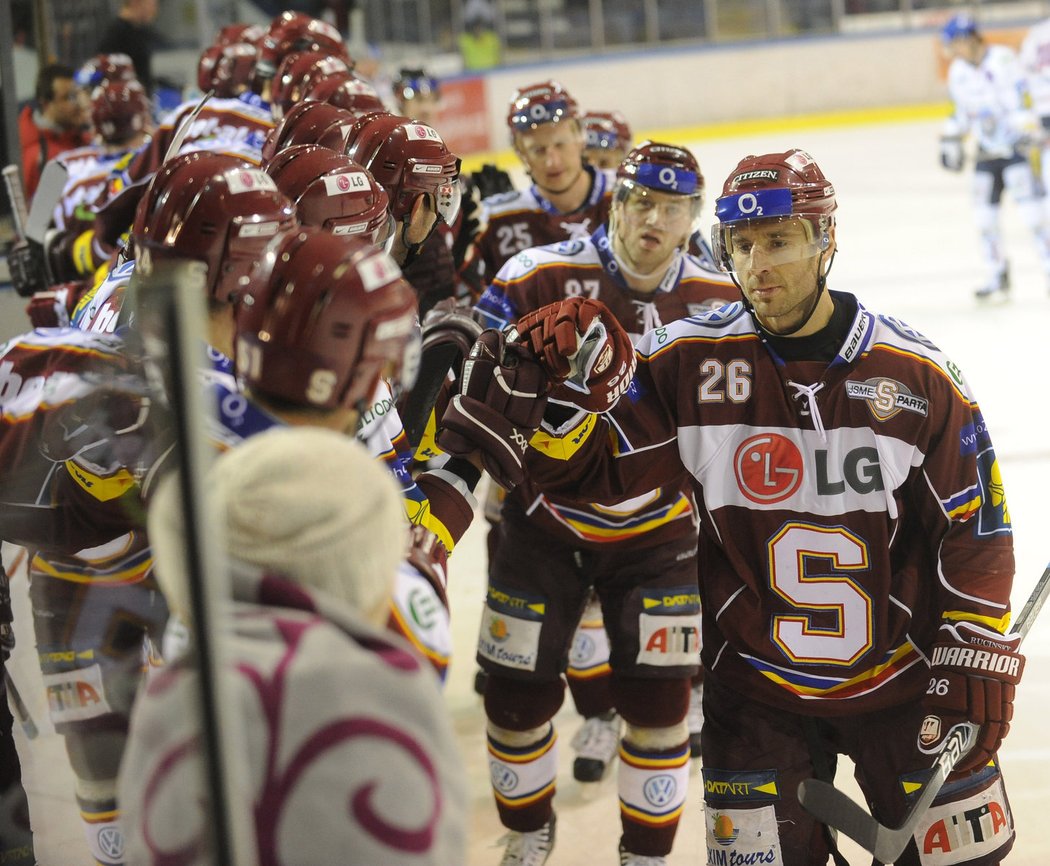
xmin=1019 ymin=17 xmax=1050 ymax=202
xmin=940 ymin=14 xmax=1050 ymax=298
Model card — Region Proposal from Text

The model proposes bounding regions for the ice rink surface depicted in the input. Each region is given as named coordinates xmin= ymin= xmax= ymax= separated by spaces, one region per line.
xmin=7 ymin=115 xmax=1050 ymax=864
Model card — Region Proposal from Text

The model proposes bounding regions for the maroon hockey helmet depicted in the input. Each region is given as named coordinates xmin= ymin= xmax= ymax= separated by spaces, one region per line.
xmin=271 ymin=51 xmax=352 ymax=119
xmin=713 ymin=148 xmax=837 ymax=271
xmin=582 ymin=111 xmax=632 ymax=153
xmin=91 ymin=80 xmax=151 ymax=145
xmin=260 ymin=100 xmax=357 ymax=162
xmin=506 ymin=80 xmax=579 ymax=135
xmin=256 ymin=12 xmax=348 ymax=81
xmin=197 ymin=42 xmax=257 ymax=98
xmin=75 ymin=53 xmax=136 ymax=90
xmin=265 ymin=144 xmax=391 ymax=244
xmin=237 ymin=226 xmax=420 ymax=411
xmin=344 ymin=113 xmax=461 ymax=224
xmin=303 ymin=72 xmax=387 ymax=119
xmin=131 ymin=152 xmax=298 ymax=302
xmin=216 ymin=22 xmax=265 ymax=47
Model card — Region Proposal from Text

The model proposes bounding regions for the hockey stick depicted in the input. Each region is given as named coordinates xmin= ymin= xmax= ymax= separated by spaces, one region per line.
xmin=3 ymin=164 xmax=30 ymax=232
xmin=3 ymin=670 xmax=38 ymax=740
xmin=798 ymin=564 xmax=1050 ymax=864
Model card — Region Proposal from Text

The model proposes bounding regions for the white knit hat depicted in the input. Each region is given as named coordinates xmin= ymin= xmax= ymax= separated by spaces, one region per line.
xmin=148 ymin=427 xmax=407 ymax=621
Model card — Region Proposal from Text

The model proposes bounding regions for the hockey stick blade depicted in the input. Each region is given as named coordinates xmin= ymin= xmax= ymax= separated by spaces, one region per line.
xmin=799 ymin=722 xmax=976 ymax=863
xmin=799 ymin=561 xmax=1050 ymax=862
xmin=25 ymin=160 xmax=68 ymax=243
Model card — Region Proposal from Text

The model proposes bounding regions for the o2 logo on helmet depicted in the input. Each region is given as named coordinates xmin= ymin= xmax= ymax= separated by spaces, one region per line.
xmin=733 ymin=433 xmax=803 ymax=504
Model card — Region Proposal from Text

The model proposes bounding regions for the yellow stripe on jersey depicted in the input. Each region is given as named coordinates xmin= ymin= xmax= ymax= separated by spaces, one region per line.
xmin=543 ymin=493 xmax=692 ymax=543
xmin=643 ymin=331 xmax=759 ymax=362
xmin=65 ymin=460 xmax=138 ymax=502
xmin=528 ymin=413 xmax=597 ymax=461
xmin=941 ymin=609 xmax=1013 ymax=634
xmin=404 ymin=496 xmax=456 ymax=553
xmin=31 ymin=553 xmax=151 ymax=586
xmin=496 ymin=260 xmax=603 ymax=288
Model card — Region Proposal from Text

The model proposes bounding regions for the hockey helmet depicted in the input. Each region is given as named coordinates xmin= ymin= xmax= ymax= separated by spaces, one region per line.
xmin=270 ymin=50 xmax=352 ymax=119
xmin=91 ymin=80 xmax=151 ymax=145
xmin=256 ymin=12 xmax=347 ymax=81
xmin=506 ymin=80 xmax=579 ymax=134
xmin=75 ymin=53 xmax=136 ymax=90
xmin=713 ymin=148 xmax=836 ymax=273
xmin=131 ymin=152 xmax=298 ymax=302
xmin=197 ymin=42 xmax=257 ymax=98
xmin=582 ymin=111 xmax=632 ymax=153
xmin=260 ymin=100 xmax=357 ymax=162
xmin=942 ymin=14 xmax=979 ymax=44
xmin=265 ymin=144 xmax=391 ymax=244
xmin=344 ymin=113 xmax=461 ymax=224
xmin=236 ymin=226 xmax=420 ymax=411
xmin=303 ymin=72 xmax=387 ymax=119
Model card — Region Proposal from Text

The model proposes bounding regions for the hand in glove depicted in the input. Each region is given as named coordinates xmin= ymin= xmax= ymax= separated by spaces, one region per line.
xmin=436 ymin=329 xmax=550 ymax=489
xmin=918 ymin=620 xmax=1024 ymax=774
xmin=513 ymin=297 xmax=636 ymax=413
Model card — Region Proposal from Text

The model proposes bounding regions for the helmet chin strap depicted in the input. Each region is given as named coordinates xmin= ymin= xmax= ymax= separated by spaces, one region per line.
xmin=736 ymin=249 xmax=837 ymax=338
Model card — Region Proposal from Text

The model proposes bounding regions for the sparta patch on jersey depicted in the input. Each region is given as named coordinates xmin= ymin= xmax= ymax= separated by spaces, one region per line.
xmin=845 ymin=377 xmax=929 ymax=420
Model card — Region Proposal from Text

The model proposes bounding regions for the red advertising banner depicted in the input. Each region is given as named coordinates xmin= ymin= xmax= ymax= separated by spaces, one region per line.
xmin=436 ymin=76 xmax=491 ymax=157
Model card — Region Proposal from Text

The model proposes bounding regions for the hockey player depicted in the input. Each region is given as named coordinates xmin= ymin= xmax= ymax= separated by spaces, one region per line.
xmin=940 ymin=13 xmax=1050 ymax=298
xmin=119 ymin=427 xmax=468 ymax=866
xmin=459 ymin=80 xmax=615 ymax=296
xmin=446 ymin=148 xmax=1022 ymax=866
xmin=582 ymin=110 xmax=632 ymax=170
xmin=460 ymin=141 xmax=736 ymax=866
xmin=392 ymin=67 xmax=442 ymax=128
xmin=1019 ymin=16 xmax=1050 ymax=206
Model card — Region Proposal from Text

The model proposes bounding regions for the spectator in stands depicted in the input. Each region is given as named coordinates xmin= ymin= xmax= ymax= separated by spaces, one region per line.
xmin=20 ymin=64 xmax=90 ymax=199
xmin=96 ymin=0 xmax=160 ymax=94
xmin=459 ymin=2 xmax=501 ymax=71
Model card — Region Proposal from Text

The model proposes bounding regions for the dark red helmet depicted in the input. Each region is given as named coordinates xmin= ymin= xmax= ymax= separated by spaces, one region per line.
xmin=616 ymin=140 xmax=704 ymax=203
xmin=131 ymin=152 xmax=298 ymax=302
xmin=713 ymin=149 xmax=837 ymax=274
xmin=271 ymin=50 xmax=352 ymax=119
xmin=197 ymin=42 xmax=257 ymax=98
xmin=237 ymin=226 xmax=420 ymax=411
xmin=75 ymin=53 xmax=136 ymax=89
xmin=506 ymin=80 xmax=579 ymax=134
xmin=344 ymin=113 xmax=461 ymax=223
xmin=216 ymin=22 xmax=265 ymax=47
xmin=256 ymin=12 xmax=348 ymax=81
xmin=582 ymin=111 xmax=632 ymax=153
xmin=303 ymin=72 xmax=386 ymax=118
xmin=91 ymin=80 xmax=151 ymax=144
xmin=260 ymin=100 xmax=357 ymax=162
xmin=265 ymin=144 xmax=391 ymax=244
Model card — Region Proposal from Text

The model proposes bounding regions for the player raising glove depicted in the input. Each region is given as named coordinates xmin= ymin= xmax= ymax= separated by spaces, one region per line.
xmin=918 ymin=620 xmax=1025 ymax=774
xmin=512 ymin=296 xmax=636 ymax=413
xmin=436 ymin=329 xmax=550 ymax=490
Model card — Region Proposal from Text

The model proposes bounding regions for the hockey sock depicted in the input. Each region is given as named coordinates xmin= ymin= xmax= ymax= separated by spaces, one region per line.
xmin=78 ymin=793 xmax=124 ymax=866
xmin=618 ymin=737 xmax=690 ymax=857
xmin=488 ymin=723 xmax=558 ymax=832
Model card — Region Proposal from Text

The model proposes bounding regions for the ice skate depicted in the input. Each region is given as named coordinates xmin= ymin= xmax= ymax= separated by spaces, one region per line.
xmin=496 ymin=813 xmax=556 ymax=866
xmin=571 ymin=710 xmax=621 ymax=782
xmin=975 ymin=266 xmax=1010 ymax=300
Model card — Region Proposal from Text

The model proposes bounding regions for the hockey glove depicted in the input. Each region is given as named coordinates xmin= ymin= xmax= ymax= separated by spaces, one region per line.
xmin=6 ymin=238 xmax=48 ymax=298
xmin=939 ymin=135 xmax=964 ymax=172
xmin=436 ymin=329 xmax=550 ymax=489
xmin=918 ymin=620 xmax=1024 ymax=774
xmin=472 ymin=164 xmax=515 ymax=200
xmin=514 ymin=297 xmax=636 ymax=413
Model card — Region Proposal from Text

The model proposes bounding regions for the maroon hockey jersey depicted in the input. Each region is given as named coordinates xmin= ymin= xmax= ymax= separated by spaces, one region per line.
xmin=476 ymin=227 xmax=739 ymax=550
xmin=461 ymin=166 xmax=615 ymax=293
xmin=523 ymin=293 xmax=1015 ymax=714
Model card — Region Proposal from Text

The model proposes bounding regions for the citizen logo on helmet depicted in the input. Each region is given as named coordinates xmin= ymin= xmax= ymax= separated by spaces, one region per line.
xmin=732 ymin=169 xmax=779 ymax=183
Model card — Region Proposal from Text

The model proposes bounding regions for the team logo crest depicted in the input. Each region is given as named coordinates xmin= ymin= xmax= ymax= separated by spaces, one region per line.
xmin=845 ymin=377 xmax=928 ymax=421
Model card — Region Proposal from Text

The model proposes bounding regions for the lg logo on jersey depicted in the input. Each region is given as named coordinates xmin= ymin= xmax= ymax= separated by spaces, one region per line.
xmin=733 ymin=433 xmax=885 ymax=503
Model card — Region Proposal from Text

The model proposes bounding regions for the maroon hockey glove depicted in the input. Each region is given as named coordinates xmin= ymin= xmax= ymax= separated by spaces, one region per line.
xmin=436 ymin=329 xmax=549 ymax=489
xmin=405 ymin=524 xmax=450 ymax=610
xmin=514 ymin=297 xmax=636 ymax=413
xmin=918 ymin=620 xmax=1024 ymax=773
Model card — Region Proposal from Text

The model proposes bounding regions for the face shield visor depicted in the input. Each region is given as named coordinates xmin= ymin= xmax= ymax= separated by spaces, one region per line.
xmin=712 ymin=188 xmax=829 ymax=276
